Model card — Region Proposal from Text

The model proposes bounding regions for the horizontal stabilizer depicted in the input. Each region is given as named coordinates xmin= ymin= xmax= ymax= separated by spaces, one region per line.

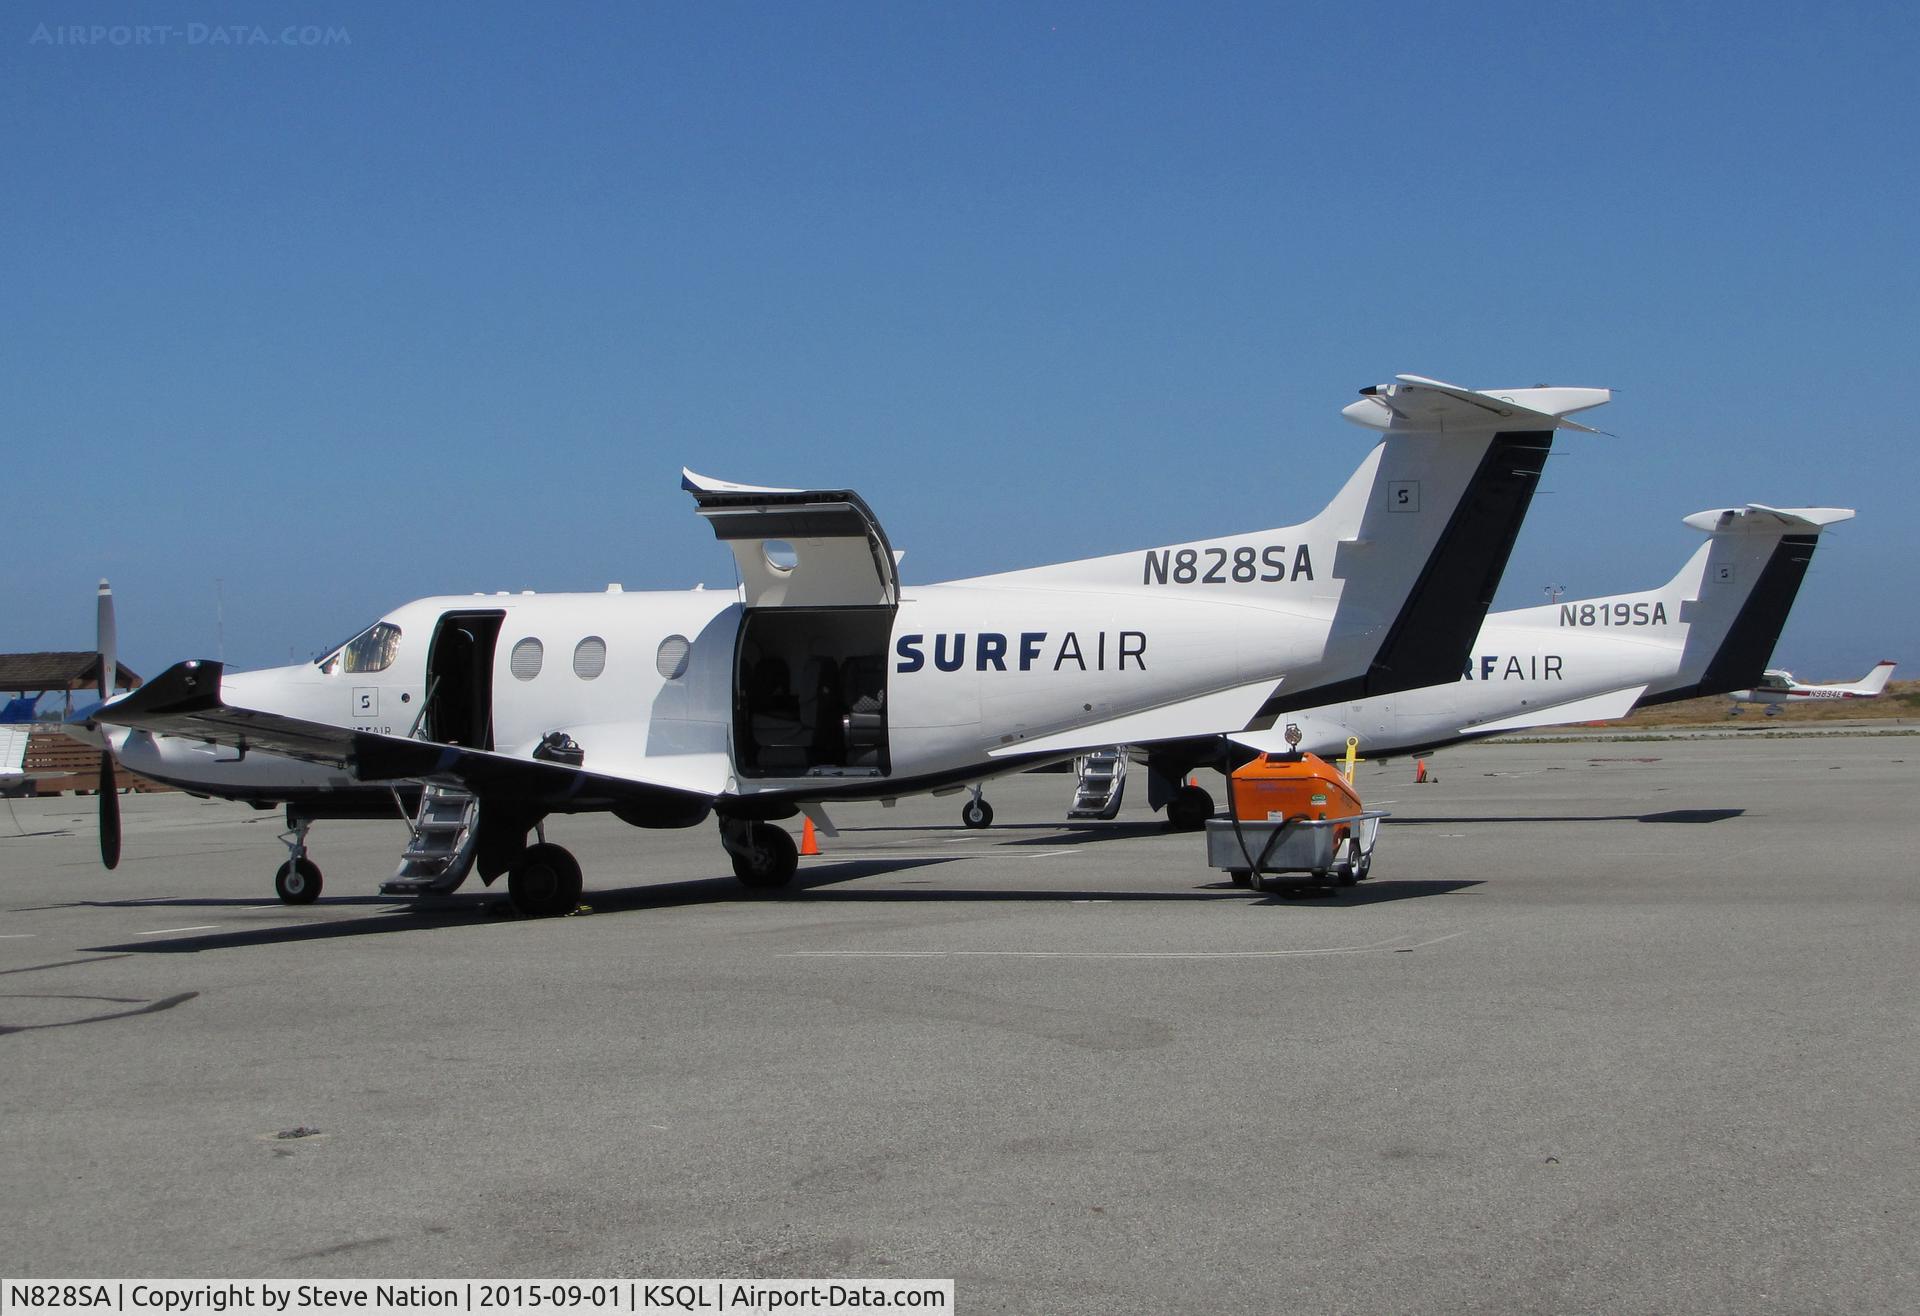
xmin=1342 ymin=376 xmax=1612 ymax=435
xmin=986 ymin=679 xmax=1279 ymax=759
xmin=1681 ymin=505 xmax=1855 ymax=534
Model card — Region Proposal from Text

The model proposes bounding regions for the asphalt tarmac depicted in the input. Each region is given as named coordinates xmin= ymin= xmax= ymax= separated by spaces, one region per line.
xmin=2 ymin=732 xmax=1916 ymax=1314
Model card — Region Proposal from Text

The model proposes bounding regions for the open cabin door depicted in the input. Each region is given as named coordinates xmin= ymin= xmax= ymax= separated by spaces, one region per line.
xmin=683 ymin=471 xmax=900 ymax=780
xmin=424 ymin=610 xmax=504 ymax=750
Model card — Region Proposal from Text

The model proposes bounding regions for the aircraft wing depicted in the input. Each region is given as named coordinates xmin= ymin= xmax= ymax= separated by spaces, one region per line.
xmin=96 ymin=660 xmax=722 ymax=814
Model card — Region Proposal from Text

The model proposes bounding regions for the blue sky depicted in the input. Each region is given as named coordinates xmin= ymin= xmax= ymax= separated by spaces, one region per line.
xmin=5 ymin=1 xmax=1915 ymax=681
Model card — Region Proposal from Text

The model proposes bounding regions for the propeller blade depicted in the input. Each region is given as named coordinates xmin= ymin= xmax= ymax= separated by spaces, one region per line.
xmin=99 ymin=751 xmax=122 ymax=870
xmin=97 ymin=579 xmax=118 ymax=702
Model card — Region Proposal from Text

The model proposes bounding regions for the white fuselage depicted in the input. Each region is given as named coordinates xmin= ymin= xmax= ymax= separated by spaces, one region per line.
xmin=128 ymin=580 xmax=1341 ymax=802
xmin=1277 ymin=605 xmax=1681 ymax=756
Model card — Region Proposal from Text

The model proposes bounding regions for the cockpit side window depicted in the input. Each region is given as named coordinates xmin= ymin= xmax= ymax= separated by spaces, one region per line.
xmin=318 ymin=622 xmax=403 ymax=674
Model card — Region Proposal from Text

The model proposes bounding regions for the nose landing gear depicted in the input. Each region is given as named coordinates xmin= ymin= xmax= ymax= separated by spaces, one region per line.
xmin=274 ymin=817 xmax=323 ymax=904
xmin=960 ymin=785 xmax=994 ymax=829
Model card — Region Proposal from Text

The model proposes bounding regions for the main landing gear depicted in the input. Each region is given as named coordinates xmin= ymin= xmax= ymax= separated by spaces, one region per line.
xmin=274 ymin=818 xmax=322 ymax=904
xmin=1165 ymin=783 xmax=1215 ymax=831
xmin=720 ymin=817 xmax=799 ymax=889
xmin=961 ymin=785 xmax=994 ymax=829
xmin=506 ymin=842 xmax=583 ymax=918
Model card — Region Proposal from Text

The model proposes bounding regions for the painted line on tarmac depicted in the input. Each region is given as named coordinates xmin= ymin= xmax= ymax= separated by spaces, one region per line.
xmin=138 ymin=924 xmax=220 ymax=936
xmin=790 ymin=931 xmax=1468 ymax=960
xmin=0 ymin=934 xmax=36 ymax=939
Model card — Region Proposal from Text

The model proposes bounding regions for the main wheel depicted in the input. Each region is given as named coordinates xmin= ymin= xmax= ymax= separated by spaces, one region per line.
xmin=732 ymin=822 xmax=799 ymax=888
xmin=274 ymin=858 xmax=322 ymax=905
xmin=1227 ymin=869 xmax=1252 ymax=886
xmin=961 ymin=798 xmax=994 ymax=829
xmin=1337 ymin=838 xmax=1364 ymax=885
xmin=509 ymin=842 xmax=583 ymax=917
xmin=1165 ymin=784 xmax=1214 ymax=831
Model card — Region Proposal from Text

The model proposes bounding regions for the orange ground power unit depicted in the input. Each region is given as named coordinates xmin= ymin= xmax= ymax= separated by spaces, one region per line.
xmin=1229 ymin=752 xmax=1364 ymax=826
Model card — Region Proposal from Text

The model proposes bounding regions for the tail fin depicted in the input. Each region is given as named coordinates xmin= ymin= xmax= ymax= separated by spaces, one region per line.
xmin=1633 ymin=505 xmax=1853 ymax=705
xmin=1842 ymin=660 xmax=1897 ymax=695
xmin=1260 ymin=377 xmax=1610 ymax=713
xmin=961 ymin=376 xmax=1610 ymax=714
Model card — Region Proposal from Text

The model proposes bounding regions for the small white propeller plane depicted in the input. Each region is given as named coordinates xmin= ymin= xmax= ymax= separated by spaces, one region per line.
xmin=1244 ymin=504 xmax=1854 ymax=758
xmin=1729 ymin=660 xmax=1896 ymax=714
xmin=92 ymin=375 xmax=1609 ymax=914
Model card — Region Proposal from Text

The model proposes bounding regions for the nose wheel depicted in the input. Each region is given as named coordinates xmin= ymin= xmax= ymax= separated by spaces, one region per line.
xmin=274 ymin=857 xmax=323 ymax=904
xmin=274 ymin=816 xmax=323 ymax=904
xmin=961 ymin=787 xmax=994 ymax=829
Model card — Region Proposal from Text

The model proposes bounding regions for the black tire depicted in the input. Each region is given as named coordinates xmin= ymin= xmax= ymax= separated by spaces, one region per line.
xmin=1337 ymin=839 xmax=1363 ymax=886
xmin=1165 ymin=784 xmax=1214 ymax=831
xmin=274 ymin=858 xmax=322 ymax=905
xmin=961 ymin=798 xmax=994 ymax=829
xmin=509 ymin=842 xmax=583 ymax=917
xmin=732 ymin=822 xmax=799 ymax=888
xmin=1227 ymin=869 xmax=1252 ymax=886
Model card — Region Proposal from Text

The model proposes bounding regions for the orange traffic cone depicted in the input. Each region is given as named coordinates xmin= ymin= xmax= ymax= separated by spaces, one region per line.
xmin=1415 ymin=759 xmax=1428 ymax=784
xmin=800 ymin=817 xmax=820 ymax=856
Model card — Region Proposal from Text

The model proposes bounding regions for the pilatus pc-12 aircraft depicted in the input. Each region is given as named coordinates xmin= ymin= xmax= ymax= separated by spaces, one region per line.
xmin=1250 ymin=504 xmax=1854 ymax=758
xmin=93 ymin=375 xmax=1608 ymax=915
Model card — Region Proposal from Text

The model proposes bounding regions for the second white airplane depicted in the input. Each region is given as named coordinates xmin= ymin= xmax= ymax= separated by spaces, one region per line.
xmin=1252 ymin=504 xmax=1855 ymax=760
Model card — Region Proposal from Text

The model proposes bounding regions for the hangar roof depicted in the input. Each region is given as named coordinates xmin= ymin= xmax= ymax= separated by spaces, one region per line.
xmin=0 ymin=652 xmax=144 ymax=693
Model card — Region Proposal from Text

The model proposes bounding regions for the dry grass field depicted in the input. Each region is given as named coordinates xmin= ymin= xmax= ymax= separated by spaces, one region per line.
xmin=1612 ymin=677 xmax=1917 ymax=729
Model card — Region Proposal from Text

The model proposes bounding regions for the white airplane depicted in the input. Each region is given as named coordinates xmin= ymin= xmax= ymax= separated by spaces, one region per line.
xmin=2 ymin=695 xmax=53 ymax=792
xmin=1729 ymin=660 xmax=1896 ymax=714
xmin=1252 ymin=504 xmax=1855 ymax=759
xmin=92 ymin=375 xmax=1610 ymax=914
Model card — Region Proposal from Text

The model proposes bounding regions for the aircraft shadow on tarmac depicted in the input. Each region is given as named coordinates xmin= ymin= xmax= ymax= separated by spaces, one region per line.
xmin=1392 ymin=808 xmax=1746 ymax=826
xmin=81 ymin=856 xmax=1480 ymax=954
xmin=839 ymin=821 xmax=1171 ymax=847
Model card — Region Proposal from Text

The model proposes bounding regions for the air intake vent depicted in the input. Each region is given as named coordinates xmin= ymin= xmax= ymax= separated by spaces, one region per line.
xmin=573 ymin=636 xmax=607 ymax=680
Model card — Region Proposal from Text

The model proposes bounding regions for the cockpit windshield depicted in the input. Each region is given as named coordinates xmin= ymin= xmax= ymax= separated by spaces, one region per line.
xmin=1758 ymin=670 xmax=1794 ymax=690
xmin=317 ymin=622 xmax=403 ymax=674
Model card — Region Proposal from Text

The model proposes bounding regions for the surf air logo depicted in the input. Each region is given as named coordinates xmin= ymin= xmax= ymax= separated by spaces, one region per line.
xmin=1464 ymin=655 xmax=1564 ymax=681
xmin=896 ymin=631 xmax=1146 ymax=674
